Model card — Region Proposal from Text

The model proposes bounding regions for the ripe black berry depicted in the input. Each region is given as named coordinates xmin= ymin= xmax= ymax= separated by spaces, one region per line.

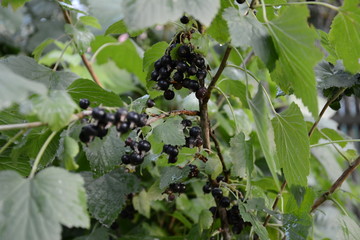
xmin=187 ymin=80 xmax=200 ymax=91
xmin=168 ymin=193 xmax=176 ymax=201
xmin=188 ymin=164 xmax=199 ymax=178
xmin=154 ymin=59 xmax=162 ymax=70
xmin=194 ymin=57 xmax=205 ymax=68
xmin=164 ymin=89 xmax=175 ymax=100
xmin=138 ymin=140 xmax=151 ymax=152
xmin=137 ymin=114 xmax=148 ymax=127
xmin=127 ymin=112 xmax=140 ymax=124
xmin=216 ymin=175 xmax=225 ymax=183
xmin=187 ymin=65 xmax=197 ymax=76
xmin=180 ymin=15 xmax=189 ymax=24
xmin=181 ymin=119 xmax=192 ymax=127
xmin=209 ymin=206 xmax=218 ymax=218
xmin=185 ymin=137 xmax=196 ymax=148
xmin=168 ymin=155 xmax=178 ymax=163
xmin=196 ymin=87 xmax=207 ymax=99
xmin=176 ymin=61 xmax=188 ymax=73
xmin=79 ymin=124 xmax=98 ymax=143
xmin=106 ymin=113 xmax=115 ymax=124
xmin=194 ymin=137 xmax=203 ymax=147
xmin=179 ymin=183 xmax=186 ymax=193
xmin=212 ymin=188 xmax=223 ymax=199
xmin=167 ymin=145 xmax=179 ymax=157
xmin=236 ymin=0 xmax=246 ymax=4
xmin=159 ymin=67 xmax=170 ymax=78
xmin=203 ymin=183 xmax=212 ymax=194
xmin=97 ymin=127 xmax=108 ymax=139
xmin=114 ymin=108 xmax=128 ymax=123
xmin=170 ymin=183 xmax=181 ymax=193
xmin=161 ymin=55 xmax=171 ymax=65
xmin=121 ymin=154 xmax=131 ymax=164
xmin=189 ymin=126 xmax=201 ymax=137
xmin=163 ymin=144 xmax=170 ymax=153
xmin=219 ymin=197 xmax=230 ymax=208
xmin=130 ymin=152 xmax=144 ymax=165
xmin=117 ymin=122 xmax=130 ymax=133
xmin=173 ymin=71 xmax=183 ymax=82
xmin=182 ymin=78 xmax=191 ymax=88
xmin=92 ymin=107 xmax=106 ymax=120
xmin=178 ymin=45 xmax=190 ymax=58
xmin=146 ymin=99 xmax=155 ymax=108
xmin=79 ymin=98 xmax=90 ymax=109
xmin=158 ymin=79 xmax=170 ymax=90
xmin=173 ymin=82 xmax=183 ymax=90
xmin=196 ymin=69 xmax=207 ymax=80
xmin=151 ymin=70 xmax=159 ymax=81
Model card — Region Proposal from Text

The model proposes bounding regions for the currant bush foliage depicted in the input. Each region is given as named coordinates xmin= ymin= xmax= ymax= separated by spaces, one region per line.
xmin=0 ymin=0 xmax=360 ymax=240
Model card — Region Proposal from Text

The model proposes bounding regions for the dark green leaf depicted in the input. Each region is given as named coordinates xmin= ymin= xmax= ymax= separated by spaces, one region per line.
xmin=152 ymin=116 xmax=186 ymax=146
xmin=67 ymin=78 xmax=124 ymax=107
xmin=143 ymin=41 xmax=168 ymax=71
xmin=159 ymin=166 xmax=190 ymax=190
xmin=230 ymin=132 xmax=253 ymax=178
xmin=82 ymin=168 xmax=140 ymax=227
xmin=84 ymin=128 xmax=126 ymax=176
xmin=239 ymin=202 xmax=269 ymax=240
xmin=0 ymin=167 xmax=90 ymax=240
xmin=206 ymin=0 xmax=231 ymax=44
xmin=74 ymin=227 xmax=109 ymax=240
xmin=272 ymin=103 xmax=310 ymax=187
xmin=268 ymin=6 xmax=323 ymax=118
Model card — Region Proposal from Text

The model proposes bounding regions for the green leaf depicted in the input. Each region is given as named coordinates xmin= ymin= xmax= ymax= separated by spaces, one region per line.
xmin=143 ymin=41 xmax=168 ymax=71
xmin=1 ymin=56 xmax=79 ymax=90
xmin=239 ymin=202 xmax=269 ymax=240
xmin=79 ymin=16 xmax=102 ymax=29
xmin=329 ymin=0 xmax=360 ymax=73
xmin=198 ymin=209 xmax=213 ymax=231
xmin=84 ymin=128 xmax=126 ymax=176
xmin=65 ymin=24 xmax=94 ymax=55
xmin=230 ymin=132 xmax=253 ymax=178
xmin=32 ymin=90 xmax=78 ymax=131
xmin=105 ymin=20 xmax=128 ymax=35
xmin=315 ymin=61 xmax=360 ymax=90
xmin=0 ymin=167 xmax=90 ymax=240
xmin=82 ymin=168 xmax=140 ymax=227
xmin=339 ymin=215 xmax=360 ymax=240
xmin=309 ymin=125 xmax=348 ymax=147
xmin=132 ymin=189 xmax=151 ymax=218
xmin=1 ymin=0 xmax=30 ymax=9
xmin=272 ymin=103 xmax=310 ymax=187
xmin=190 ymin=32 xmax=210 ymax=55
xmin=249 ymin=85 xmax=279 ymax=189
xmin=268 ymin=6 xmax=323 ymax=118
xmin=172 ymin=211 xmax=193 ymax=229
xmin=91 ymin=36 xmax=147 ymax=85
xmin=59 ymin=136 xmax=79 ymax=170
xmin=205 ymin=156 xmax=223 ymax=179
xmin=317 ymin=30 xmax=338 ymax=64
xmin=123 ymin=0 xmax=220 ymax=31
xmin=74 ymin=227 xmax=109 ymax=240
xmin=67 ymin=78 xmax=124 ymax=107
xmin=206 ymin=0 xmax=231 ymax=44
xmin=223 ymin=7 xmax=278 ymax=70
xmin=152 ymin=116 xmax=186 ymax=146
xmin=0 ymin=64 xmax=47 ymax=111
xmin=159 ymin=166 xmax=190 ymax=190
xmin=32 ymin=38 xmax=54 ymax=61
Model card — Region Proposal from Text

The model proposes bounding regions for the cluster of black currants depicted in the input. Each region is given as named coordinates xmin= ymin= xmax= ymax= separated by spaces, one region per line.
xmin=150 ymin=41 xmax=208 ymax=100
xmin=121 ymin=138 xmax=151 ymax=166
xmin=78 ymin=99 xmax=148 ymax=144
xmin=182 ymin=119 xmax=203 ymax=148
xmin=188 ymin=164 xmax=199 ymax=178
xmin=323 ymin=86 xmax=359 ymax=110
xmin=162 ymin=144 xmax=179 ymax=163
xmin=165 ymin=183 xmax=187 ymax=201
xmin=227 ymin=205 xmax=249 ymax=234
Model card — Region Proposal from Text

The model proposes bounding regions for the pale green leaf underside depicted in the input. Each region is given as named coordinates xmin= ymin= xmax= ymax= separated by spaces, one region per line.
xmin=272 ymin=103 xmax=310 ymax=187
xmin=152 ymin=116 xmax=186 ymax=146
xmin=0 ymin=167 xmax=90 ymax=240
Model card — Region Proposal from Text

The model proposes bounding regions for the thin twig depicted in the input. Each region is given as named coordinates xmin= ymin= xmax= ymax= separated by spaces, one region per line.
xmin=210 ymin=130 xmax=229 ymax=181
xmin=263 ymin=181 xmax=287 ymax=227
xmin=310 ymin=156 xmax=360 ymax=213
xmin=0 ymin=129 xmax=27 ymax=155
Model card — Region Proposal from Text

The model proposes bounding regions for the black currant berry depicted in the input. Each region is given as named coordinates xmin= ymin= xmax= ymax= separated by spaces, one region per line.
xmin=212 ymin=188 xmax=223 ymax=199
xmin=154 ymin=59 xmax=162 ymax=70
xmin=161 ymin=55 xmax=171 ymax=65
xmin=173 ymin=82 xmax=183 ymax=90
xmin=168 ymin=193 xmax=176 ymax=201
xmin=79 ymin=98 xmax=90 ymax=109
xmin=236 ymin=0 xmax=246 ymax=4
xmin=164 ymin=89 xmax=175 ymax=100
xmin=125 ymin=137 xmax=133 ymax=147
xmin=168 ymin=155 xmax=178 ymax=163
xmin=114 ymin=108 xmax=128 ymax=123
xmin=159 ymin=67 xmax=170 ymax=78
xmin=194 ymin=57 xmax=205 ymax=68
xmin=127 ymin=112 xmax=140 ymax=124
xmin=181 ymin=119 xmax=192 ymax=127
xmin=203 ymin=183 xmax=212 ymax=194
xmin=216 ymin=175 xmax=225 ymax=183
xmin=178 ymin=45 xmax=190 ymax=58
xmin=151 ymin=70 xmax=159 ymax=81
xmin=173 ymin=71 xmax=183 ymax=82
xmin=167 ymin=145 xmax=179 ymax=157
xmin=105 ymin=113 xmax=115 ymax=124
xmin=137 ymin=114 xmax=148 ymax=127
xmin=82 ymin=124 xmax=98 ymax=136
xmin=158 ymin=79 xmax=170 ymax=90
xmin=97 ymin=127 xmax=108 ymax=139
xmin=170 ymin=183 xmax=181 ymax=193
xmin=117 ymin=122 xmax=130 ymax=133
xmin=189 ymin=126 xmax=201 ymax=137
xmin=182 ymin=78 xmax=191 ymax=88
xmin=232 ymin=224 xmax=244 ymax=234
xmin=188 ymin=164 xmax=199 ymax=178
xmin=138 ymin=140 xmax=151 ymax=152
xmin=194 ymin=137 xmax=203 ymax=147
xmin=92 ymin=107 xmax=106 ymax=120
xmin=187 ymin=65 xmax=197 ymax=76
xmin=179 ymin=183 xmax=186 ymax=193
xmin=146 ymin=99 xmax=155 ymax=108
xmin=185 ymin=137 xmax=196 ymax=148
xmin=188 ymin=80 xmax=200 ymax=92
xmin=176 ymin=61 xmax=188 ymax=73
xmin=163 ymin=144 xmax=170 ymax=153
xmin=196 ymin=87 xmax=207 ymax=99
xmin=180 ymin=15 xmax=189 ymax=24
xmin=121 ymin=154 xmax=131 ymax=164
xmin=209 ymin=206 xmax=218 ymax=217
xmin=130 ymin=152 xmax=144 ymax=165
xmin=219 ymin=197 xmax=231 ymax=208
xmin=196 ymin=69 xmax=207 ymax=80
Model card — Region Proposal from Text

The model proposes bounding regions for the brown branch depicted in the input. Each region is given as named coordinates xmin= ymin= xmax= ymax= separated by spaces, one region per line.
xmin=146 ymin=110 xmax=199 ymax=125
xmin=210 ymin=130 xmax=229 ymax=181
xmin=203 ymin=46 xmax=232 ymax=104
xmin=311 ymin=156 xmax=360 ymax=213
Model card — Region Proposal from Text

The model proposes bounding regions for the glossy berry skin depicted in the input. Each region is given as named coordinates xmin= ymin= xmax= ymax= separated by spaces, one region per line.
xmin=181 ymin=119 xmax=192 ymax=127
xmin=164 ymin=89 xmax=175 ymax=100
xmin=161 ymin=55 xmax=171 ymax=65
xmin=168 ymin=193 xmax=176 ymax=201
xmin=173 ymin=82 xmax=183 ymax=90
xmin=158 ymin=79 xmax=170 ymax=90
xmin=185 ymin=137 xmax=196 ymax=148
xmin=130 ymin=152 xmax=144 ymax=165
xmin=121 ymin=154 xmax=131 ymax=164
xmin=188 ymin=80 xmax=200 ymax=92
xmin=159 ymin=67 xmax=170 ymax=78
xmin=170 ymin=183 xmax=181 ymax=193
xmin=182 ymin=78 xmax=191 ymax=88
xmin=194 ymin=137 xmax=203 ymax=147
xmin=154 ymin=59 xmax=162 ymax=70
xmin=79 ymin=98 xmax=90 ymax=109
xmin=194 ymin=57 xmax=205 ymax=68
xmin=178 ymin=45 xmax=191 ymax=58
xmin=167 ymin=145 xmax=179 ymax=157
xmin=176 ymin=61 xmax=188 ymax=73
xmin=138 ymin=140 xmax=151 ymax=152
xmin=236 ymin=0 xmax=246 ymax=4
xmin=151 ymin=70 xmax=159 ymax=81
xmin=168 ymin=155 xmax=178 ymax=163
xmin=209 ymin=206 xmax=218 ymax=218
xmin=179 ymin=183 xmax=186 ymax=193
xmin=203 ymin=183 xmax=212 ymax=194
xmin=92 ymin=107 xmax=106 ymax=120
xmin=219 ymin=197 xmax=231 ymax=208
xmin=163 ymin=144 xmax=170 ymax=153
xmin=137 ymin=114 xmax=148 ymax=127
xmin=212 ymin=188 xmax=223 ymax=199
xmin=97 ymin=128 xmax=108 ymax=139
xmin=189 ymin=126 xmax=201 ymax=137
xmin=187 ymin=65 xmax=197 ymax=76
xmin=114 ymin=108 xmax=128 ymax=123
xmin=180 ymin=15 xmax=189 ymax=24
xmin=127 ymin=112 xmax=140 ymax=124
xmin=117 ymin=122 xmax=129 ymax=133
xmin=216 ymin=175 xmax=225 ymax=183
xmin=173 ymin=71 xmax=183 ymax=82
xmin=196 ymin=87 xmax=207 ymax=99
xmin=196 ymin=69 xmax=207 ymax=80
xmin=146 ymin=99 xmax=155 ymax=108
